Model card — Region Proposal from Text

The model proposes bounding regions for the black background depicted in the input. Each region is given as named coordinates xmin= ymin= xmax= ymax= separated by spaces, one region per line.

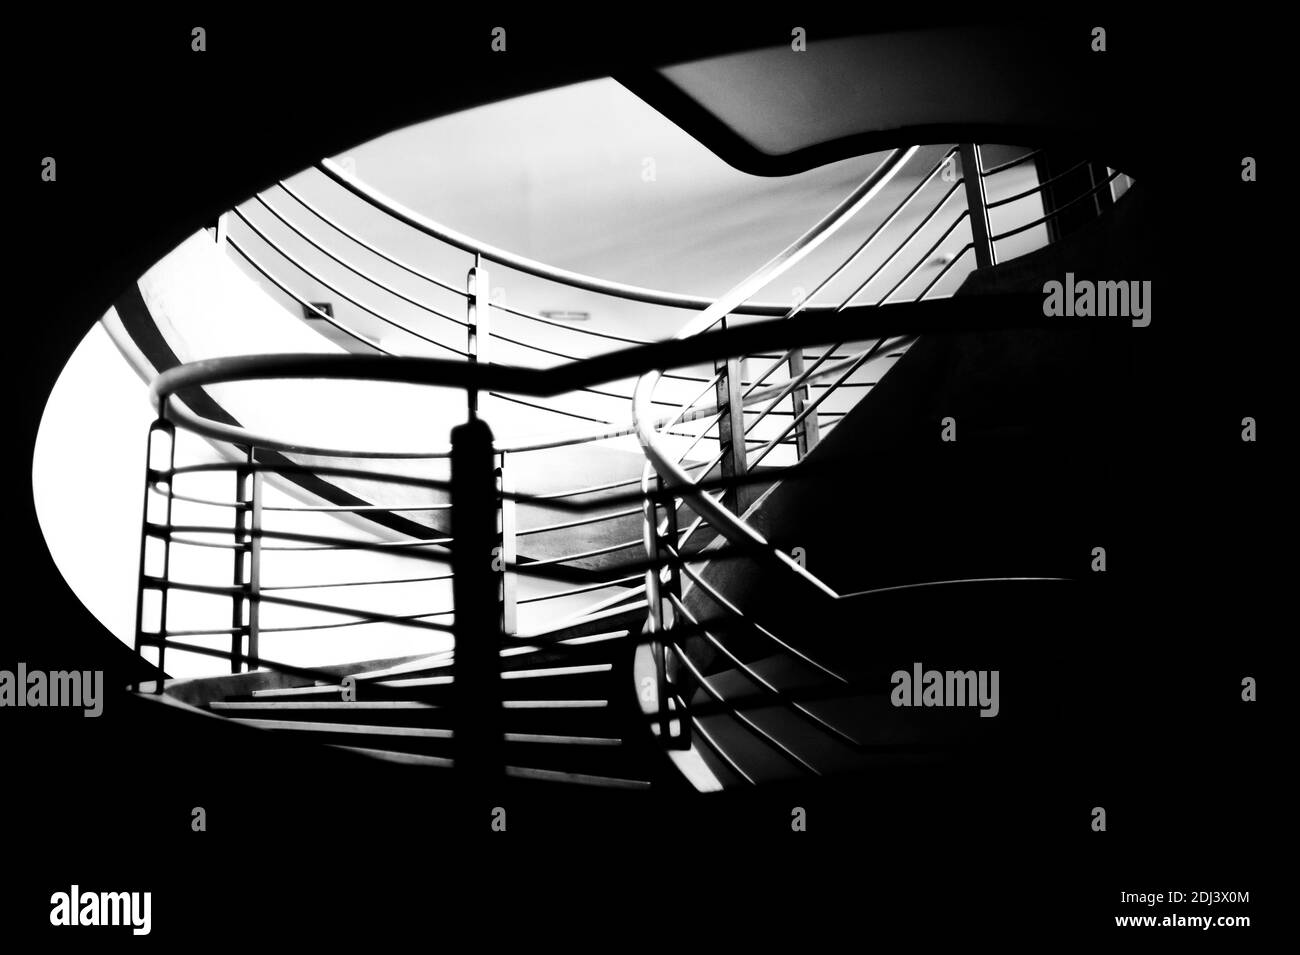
xmin=6 ymin=11 xmax=1279 ymax=943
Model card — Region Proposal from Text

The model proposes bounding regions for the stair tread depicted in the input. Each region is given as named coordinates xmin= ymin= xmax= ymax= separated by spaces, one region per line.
xmin=329 ymin=746 xmax=652 ymax=788
xmin=234 ymin=717 xmax=622 ymax=746
xmin=212 ymin=699 xmax=609 ymax=711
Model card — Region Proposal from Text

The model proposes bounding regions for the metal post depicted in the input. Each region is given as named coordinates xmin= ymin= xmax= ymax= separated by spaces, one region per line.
xmin=1090 ymin=162 xmax=1115 ymax=217
xmin=134 ymin=419 xmax=175 ymax=693
xmin=787 ymin=349 xmax=820 ymax=459
xmin=498 ymin=451 xmax=517 ymax=636
xmin=233 ymin=448 xmax=263 ymax=673
xmin=651 ymin=476 xmax=689 ymax=749
xmin=1033 ymin=150 xmax=1099 ymax=244
xmin=959 ymin=143 xmax=996 ymax=269
xmin=713 ymin=317 xmax=751 ymax=515
xmin=451 ymin=417 xmax=504 ymax=786
xmin=466 ymin=254 xmax=490 ymax=418
xmin=641 ymin=480 xmax=668 ymax=740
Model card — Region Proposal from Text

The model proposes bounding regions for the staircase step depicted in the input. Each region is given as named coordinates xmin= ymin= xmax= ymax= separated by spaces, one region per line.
xmin=240 ymin=662 xmax=614 ymax=704
xmin=233 ymin=716 xmax=642 ymax=776
xmin=503 ymin=765 xmax=651 ymax=790
xmin=212 ymin=698 xmax=613 ymax=734
xmin=326 ymin=745 xmax=652 ymax=789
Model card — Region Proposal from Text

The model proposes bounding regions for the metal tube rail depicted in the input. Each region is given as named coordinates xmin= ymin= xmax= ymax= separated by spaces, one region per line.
xmin=228 ymin=236 xmax=386 ymax=354
xmin=260 ymin=572 xmax=454 ymax=592
xmin=984 ymin=158 xmax=1091 ymax=210
xmin=249 ymin=195 xmax=468 ymax=329
xmin=666 ymin=595 xmax=820 ymax=774
xmin=634 ymin=149 xmax=919 ymax=603
xmin=318 ymin=157 xmax=861 ymax=317
xmin=874 ymin=212 xmax=970 ymax=305
xmin=232 ymin=208 xmax=467 ymax=357
xmin=748 ymin=338 xmax=904 ymax=472
xmin=665 ymin=592 xmax=858 ymax=750
xmin=167 ymin=530 xmax=451 ymax=553
xmin=991 ymin=169 xmax=1121 ymax=242
xmin=276 ymin=178 xmax=470 ymax=299
xmin=840 ymin=183 xmax=966 ymax=309
xmin=979 ymin=147 xmax=1042 ymax=177
xmin=159 ymin=579 xmax=455 ymax=632
xmin=659 ymin=147 xmax=955 ymax=459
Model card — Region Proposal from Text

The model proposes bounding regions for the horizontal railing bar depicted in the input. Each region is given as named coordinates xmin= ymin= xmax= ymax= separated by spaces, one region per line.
xmin=318 ymin=157 xmax=856 ymax=316
xmin=137 ymin=638 xmax=352 ymax=685
xmin=488 ymin=390 xmax=616 ymax=426
xmin=716 ymin=148 xmax=958 ymax=425
xmin=874 ymin=214 xmax=970 ymax=305
xmin=157 ymin=579 xmax=455 ymax=632
xmin=522 ymin=539 xmax=642 ymax=567
xmin=980 ymin=147 xmax=1042 ymax=176
xmin=516 ymin=506 xmax=642 ymax=537
xmin=232 ymin=208 xmax=467 ymax=358
xmin=667 ymin=593 xmax=862 ymax=749
xmin=150 ymin=292 xmax=1066 ymax=477
xmin=984 ymin=158 xmax=1091 ymax=210
xmin=275 ymin=178 xmax=469 ymax=299
xmin=155 ymin=522 xmax=452 ymax=548
xmin=516 ymin=574 xmax=643 ymax=605
xmin=840 ymin=186 xmax=966 ymax=309
xmin=261 ymin=572 xmax=454 ymax=591
xmin=228 ymin=237 xmax=387 ymax=354
xmin=260 ymin=538 xmax=453 ymax=552
xmin=250 ymin=194 xmax=468 ymax=326
xmin=259 ymin=613 xmax=453 ymax=634
xmin=144 ymin=626 xmax=242 ymax=638
xmin=991 ymin=169 xmax=1121 ymax=241
xmin=152 ymin=524 xmax=454 ymax=563
xmin=675 ymin=555 xmax=848 ymax=684
xmin=912 ymin=243 xmax=973 ymax=301
xmin=151 ymin=293 xmax=1059 ymax=413
xmin=155 ymin=487 xmax=242 ymax=509
xmin=261 ymin=502 xmax=452 ymax=513
xmin=741 ymin=349 xmax=877 ymax=440
xmin=168 ymin=462 xmax=451 ymax=484
xmin=667 ymin=596 xmax=821 ymax=774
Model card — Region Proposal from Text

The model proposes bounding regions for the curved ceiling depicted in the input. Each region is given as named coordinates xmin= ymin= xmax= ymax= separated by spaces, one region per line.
xmin=621 ymin=24 xmax=1153 ymax=177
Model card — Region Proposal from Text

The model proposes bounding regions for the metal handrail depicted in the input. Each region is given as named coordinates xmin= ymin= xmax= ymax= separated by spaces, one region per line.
xmin=633 ymin=146 xmax=920 ymax=613
xmin=318 ymin=157 xmax=852 ymax=317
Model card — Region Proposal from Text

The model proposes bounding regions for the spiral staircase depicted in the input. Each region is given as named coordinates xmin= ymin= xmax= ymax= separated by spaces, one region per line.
xmin=114 ymin=130 xmax=1141 ymax=792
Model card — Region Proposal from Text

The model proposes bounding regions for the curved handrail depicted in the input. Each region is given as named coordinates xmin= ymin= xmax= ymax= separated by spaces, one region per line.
xmin=152 ymin=335 xmax=885 ymax=460
xmin=318 ymin=157 xmax=846 ymax=317
xmin=633 ymin=146 xmax=919 ymax=606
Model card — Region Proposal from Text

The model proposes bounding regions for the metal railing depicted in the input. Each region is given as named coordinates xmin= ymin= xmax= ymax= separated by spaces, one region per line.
xmin=132 ymin=140 xmax=1130 ymax=782
xmin=631 ymin=142 xmax=1129 ymax=771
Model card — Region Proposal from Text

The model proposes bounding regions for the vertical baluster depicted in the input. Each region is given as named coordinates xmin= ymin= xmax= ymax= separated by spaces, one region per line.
xmin=232 ymin=449 xmax=263 ymax=673
xmin=642 ymin=475 xmax=670 ymax=742
xmin=498 ymin=451 xmax=516 ymax=636
xmin=134 ymin=418 xmax=175 ymax=693
xmin=787 ymin=349 xmax=820 ymax=459
xmin=451 ymin=417 xmax=504 ymax=786
xmin=960 ymin=143 xmax=996 ymax=268
xmin=653 ymin=476 xmax=689 ymax=749
xmin=241 ymin=450 xmax=263 ymax=671
xmin=713 ymin=316 xmax=750 ymax=514
xmin=466 ymin=254 xmax=490 ymax=418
